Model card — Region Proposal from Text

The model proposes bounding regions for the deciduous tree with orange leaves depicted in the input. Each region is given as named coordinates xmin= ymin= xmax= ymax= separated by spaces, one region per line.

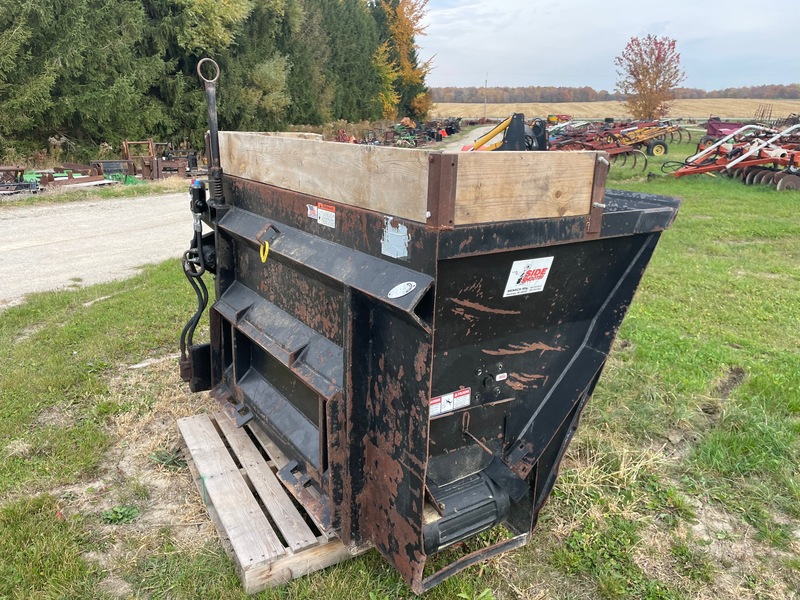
xmin=614 ymin=35 xmax=686 ymax=120
xmin=372 ymin=0 xmax=432 ymax=120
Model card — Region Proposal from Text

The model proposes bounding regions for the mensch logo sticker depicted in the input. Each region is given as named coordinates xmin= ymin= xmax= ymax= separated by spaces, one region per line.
xmin=503 ymin=256 xmax=554 ymax=297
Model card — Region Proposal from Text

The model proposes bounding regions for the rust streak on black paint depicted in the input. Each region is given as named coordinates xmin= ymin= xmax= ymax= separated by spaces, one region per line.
xmin=452 ymin=298 xmax=521 ymax=315
xmin=482 ymin=342 xmax=563 ymax=356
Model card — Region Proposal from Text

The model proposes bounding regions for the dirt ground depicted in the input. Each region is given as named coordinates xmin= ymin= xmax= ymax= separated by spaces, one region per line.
xmin=440 ymin=124 xmax=498 ymax=151
xmin=53 ymin=358 xmax=219 ymax=597
xmin=0 ymin=192 xmax=189 ymax=310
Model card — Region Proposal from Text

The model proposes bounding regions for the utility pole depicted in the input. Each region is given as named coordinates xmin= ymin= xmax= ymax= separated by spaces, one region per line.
xmin=483 ymin=73 xmax=488 ymax=120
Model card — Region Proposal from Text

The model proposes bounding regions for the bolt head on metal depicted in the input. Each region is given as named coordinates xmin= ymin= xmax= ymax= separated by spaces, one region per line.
xmin=425 ymin=211 xmax=432 ymax=219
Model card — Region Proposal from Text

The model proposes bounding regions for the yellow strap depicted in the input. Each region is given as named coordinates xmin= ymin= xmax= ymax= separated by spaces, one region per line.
xmin=260 ymin=241 xmax=269 ymax=263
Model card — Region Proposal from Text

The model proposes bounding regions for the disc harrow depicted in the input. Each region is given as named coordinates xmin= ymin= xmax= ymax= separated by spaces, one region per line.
xmin=548 ymin=118 xmax=691 ymax=171
xmin=664 ymin=123 xmax=800 ymax=190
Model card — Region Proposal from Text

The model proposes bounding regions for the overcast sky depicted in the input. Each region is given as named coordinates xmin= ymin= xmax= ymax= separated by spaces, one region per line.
xmin=420 ymin=0 xmax=800 ymax=90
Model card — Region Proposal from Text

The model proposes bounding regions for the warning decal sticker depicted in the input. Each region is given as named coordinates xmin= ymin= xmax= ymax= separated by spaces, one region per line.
xmin=317 ymin=202 xmax=336 ymax=228
xmin=503 ymin=256 xmax=554 ymax=298
xmin=430 ymin=388 xmax=471 ymax=418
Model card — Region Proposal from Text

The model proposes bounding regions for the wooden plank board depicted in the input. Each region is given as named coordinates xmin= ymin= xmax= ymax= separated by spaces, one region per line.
xmin=247 ymin=421 xmax=289 ymax=470
xmin=219 ymin=132 xmax=432 ymax=223
xmin=214 ymin=413 xmax=318 ymax=553
xmin=177 ymin=415 xmax=286 ymax=565
xmin=246 ymin=420 xmax=335 ymax=541
xmin=183 ymin=444 xmax=236 ymax=558
xmin=451 ymin=150 xmax=598 ymax=225
xmin=243 ymin=537 xmax=363 ymax=594
xmin=259 ymin=132 xmax=324 ymax=141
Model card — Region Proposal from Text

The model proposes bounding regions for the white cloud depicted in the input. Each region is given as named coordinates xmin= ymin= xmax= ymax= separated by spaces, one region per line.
xmin=421 ymin=0 xmax=800 ymax=90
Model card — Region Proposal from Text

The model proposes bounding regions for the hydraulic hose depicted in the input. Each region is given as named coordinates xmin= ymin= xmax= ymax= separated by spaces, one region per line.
xmin=179 ymin=248 xmax=208 ymax=358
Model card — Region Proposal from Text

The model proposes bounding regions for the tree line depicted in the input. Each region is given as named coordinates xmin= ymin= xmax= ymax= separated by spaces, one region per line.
xmin=431 ymin=83 xmax=800 ymax=104
xmin=0 ymin=0 xmax=430 ymax=155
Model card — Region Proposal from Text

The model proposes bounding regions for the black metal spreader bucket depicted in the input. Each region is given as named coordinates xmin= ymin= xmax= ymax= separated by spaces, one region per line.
xmin=180 ymin=92 xmax=679 ymax=593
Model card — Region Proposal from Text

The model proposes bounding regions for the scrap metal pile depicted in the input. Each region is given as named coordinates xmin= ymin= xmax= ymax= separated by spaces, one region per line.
xmin=0 ymin=163 xmax=112 ymax=194
xmin=1 ymin=139 xmax=202 ymax=196
xmin=92 ymin=139 xmax=199 ymax=180
xmin=0 ymin=166 xmax=38 ymax=194
xmin=548 ymin=119 xmax=693 ymax=171
xmin=663 ymin=123 xmax=800 ymax=190
xmin=339 ymin=117 xmax=463 ymax=148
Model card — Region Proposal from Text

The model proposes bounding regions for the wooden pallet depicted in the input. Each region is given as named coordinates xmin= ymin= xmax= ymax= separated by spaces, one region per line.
xmin=178 ymin=412 xmax=368 ymax=594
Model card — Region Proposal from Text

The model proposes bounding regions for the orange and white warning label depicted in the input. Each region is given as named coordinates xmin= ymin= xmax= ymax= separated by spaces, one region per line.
xmin=317 ymin=202 xmax=336 ymax=228
xmin=430 ymin=388 xmax=471 ymax=418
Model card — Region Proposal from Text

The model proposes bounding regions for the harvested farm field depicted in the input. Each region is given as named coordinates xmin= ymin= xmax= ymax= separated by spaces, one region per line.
xmin=432 ymin=99 xmax=800 ymax=120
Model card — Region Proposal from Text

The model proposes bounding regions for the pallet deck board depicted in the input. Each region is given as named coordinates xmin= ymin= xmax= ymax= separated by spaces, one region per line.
xmin=214 ymin=413 xmax=319 ymax=552
xmin=178 ymin=414 xmax=286 ymax=564
xmin=179 ymin=412 xmax=370 ymax=593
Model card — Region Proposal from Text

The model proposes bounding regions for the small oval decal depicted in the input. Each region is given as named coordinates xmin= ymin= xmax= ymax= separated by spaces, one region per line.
xmin=388 ymin=281 xmax=417 ymax=299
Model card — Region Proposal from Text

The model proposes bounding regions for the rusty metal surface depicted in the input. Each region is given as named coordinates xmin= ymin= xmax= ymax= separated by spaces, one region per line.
xmin=426 ymin=153 xmax=458 ymax=229
xmin=418 ymin=533 xmax=529 ymax=593
xmin=224 ymin=176 xmax=439 ymax=276
xmin=338 ymin=292 xmax=432 ymax=586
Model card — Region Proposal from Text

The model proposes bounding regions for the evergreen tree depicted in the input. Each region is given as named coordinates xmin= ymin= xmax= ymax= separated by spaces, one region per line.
xmin=0 ymin=0 xmax=432 ymax=155
xmin=318 ymin=0 xmax=382 ymax=122
xmin=0 ymin=0 xmax=166 ymax=146
xmin=280 ymin=0 xmax=332 ymax=125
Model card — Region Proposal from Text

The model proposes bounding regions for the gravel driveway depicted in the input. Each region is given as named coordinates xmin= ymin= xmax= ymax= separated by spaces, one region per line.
xmin=0 ymin=132 xmax=501 ymax=311
xmin=440 ymin=125 xmax=498 ymax=151
xmin=0 ymin=192 xmax=191 ymax=310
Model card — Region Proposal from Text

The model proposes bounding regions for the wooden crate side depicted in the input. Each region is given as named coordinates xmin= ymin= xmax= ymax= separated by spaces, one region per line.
xmin=452 ymin=150 xmax=598 ymax=225
xmin=219 ymin=132 xmax=432 ymax=223
xmin=259 ymin=132 xmax=324 ymax=141
xmin=177 ymin=415 xmax=286 ymax=564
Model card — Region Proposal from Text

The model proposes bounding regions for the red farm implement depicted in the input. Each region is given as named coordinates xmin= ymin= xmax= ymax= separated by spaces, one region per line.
xmin=548 ymin=119 xmax=692 ymax=172
xmin=664 ymin=123 xmax=800 ymax=190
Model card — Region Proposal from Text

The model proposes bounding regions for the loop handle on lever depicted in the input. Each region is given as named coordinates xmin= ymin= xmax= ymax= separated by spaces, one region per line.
xmin=197 ymin=58 xmax=220 ymax=84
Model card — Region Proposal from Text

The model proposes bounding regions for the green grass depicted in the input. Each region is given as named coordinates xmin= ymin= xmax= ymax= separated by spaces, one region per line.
xmin=670 ymin=541 xmax=714 ymax=583
xmin=1 ymin=170 xmax=799 ymax=598
xmin=0 ymin=495 xmax=105 ymax=599
xmin=552 ymin=515 xmax=680 ymax=599
xmin=0 ymin=261 xmax=193 ymax=496
xmin=607 ymin=162 xmax=800 ymax=552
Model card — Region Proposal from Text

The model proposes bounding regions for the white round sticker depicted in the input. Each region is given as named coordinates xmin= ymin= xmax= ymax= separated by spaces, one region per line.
xmin=388 ymin=281 xmax=417 ymax=299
